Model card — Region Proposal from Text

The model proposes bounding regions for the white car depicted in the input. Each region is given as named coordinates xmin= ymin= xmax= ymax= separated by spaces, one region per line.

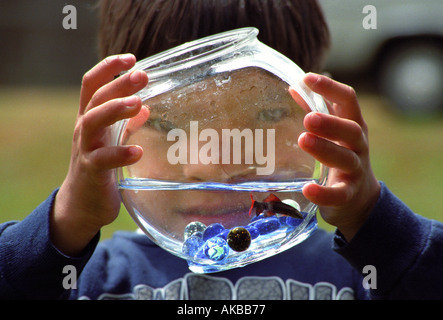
xmin=319 ymin=0 xmax=443 ymax=115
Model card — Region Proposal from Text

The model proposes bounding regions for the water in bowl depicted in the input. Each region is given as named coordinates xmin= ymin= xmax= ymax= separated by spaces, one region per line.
xmin=119 ymin=178 xmax=318 ymax=273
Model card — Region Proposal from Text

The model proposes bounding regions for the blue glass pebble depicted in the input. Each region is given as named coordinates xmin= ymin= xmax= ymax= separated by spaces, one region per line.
xmin=284 ymin=216 xmax=303 ymax=228
xmin=194 ymin=246 xmax=207 ymax=260
xmin=217 ymin=229 xmax=230 ymax=240
xmin=182 ymin=235 xmax=204 ymax=257
xmin=245 ymin=225 xmax=259 ymax=240
xmin=250 ymin=214 xmax=265 ymax=223
xmin=204 ymin=237 xmax=229 ymax=261
xmin=203 ymin=223 xmax=225 ymax=241
xmin=253 ymin=217 xmax=280 ymax=235
xmin=278 ymin=216 xmax=288 ymax=225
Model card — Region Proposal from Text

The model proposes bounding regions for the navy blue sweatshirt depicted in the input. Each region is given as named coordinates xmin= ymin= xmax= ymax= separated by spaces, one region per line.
xmin=1 ymin=182 xmax=442 ymax=300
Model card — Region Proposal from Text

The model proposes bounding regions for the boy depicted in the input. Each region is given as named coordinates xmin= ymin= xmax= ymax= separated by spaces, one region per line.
xmin=1 ymin=0 xmax=442 ymax=300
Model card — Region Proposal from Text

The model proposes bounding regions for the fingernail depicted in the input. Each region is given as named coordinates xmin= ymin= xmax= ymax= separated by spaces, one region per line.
xmin=129 ymin=70 xmax=143 ymax=84
xmin=119 ymin=53 xmax=134 ymax=64
xmin=128 ymin=145 xmax=142 ymax=159
xmin=307 ymin=184 xmax=319 ymax=197
xmin=303 ymin=133 xmax=316 ymax=148
xmin=304 ymin=73 xmax=320 ymax=86
xmin=124 ymin=96 xmax=139 ymax=107
xmin=309 ymin=113 xmax=322 ymax=128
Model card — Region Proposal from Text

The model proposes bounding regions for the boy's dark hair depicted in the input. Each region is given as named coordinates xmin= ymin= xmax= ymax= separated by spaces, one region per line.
xmin=98 ymin=0 xmax=330 ymax=72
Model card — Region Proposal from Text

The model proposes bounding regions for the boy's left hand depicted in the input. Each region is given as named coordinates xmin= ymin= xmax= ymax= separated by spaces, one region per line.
xmin=298 ymin=73 xmax=381 ymax=241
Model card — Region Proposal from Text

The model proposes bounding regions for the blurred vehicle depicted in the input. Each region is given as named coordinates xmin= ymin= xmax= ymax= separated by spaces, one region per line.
xmin=319 ymin=0 xmax=443 ymax=115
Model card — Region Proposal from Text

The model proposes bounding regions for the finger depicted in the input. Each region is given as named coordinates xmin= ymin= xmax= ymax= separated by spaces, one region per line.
xmin=303 ymin=73 xmax=365 ymax=127
xmin=323 ymin=98 xmax=335 ymax=116
xmin=122 ymin=105 xmax=150 ymax=143
xmin=288 ymin=87 xmax=311 ymax=113
xmin=81 ymin=96 xmax=142 ymax=151
xmin=87 ymin=145 xmax=143 ymax=172
xmin=303 ymin=112 xmax=367 ymax=153
xmin=80 ymin=54 xmax=137 ymax=114
xmin=298 ymin=132 xmax=361 ymax=174
xmin=85 ymin=69 xmax=148 ymax=114
xmin=302 ymin=181 xmax=353 ymax=207
xmin=290 ymin=85 xmax=335 ymax=116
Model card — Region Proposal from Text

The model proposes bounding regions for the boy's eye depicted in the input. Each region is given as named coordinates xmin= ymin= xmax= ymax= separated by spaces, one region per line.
xmin=257 ymin=108 xmax=289 ymax=122
xmin=145 ymin=117 xmax=176 ymax=133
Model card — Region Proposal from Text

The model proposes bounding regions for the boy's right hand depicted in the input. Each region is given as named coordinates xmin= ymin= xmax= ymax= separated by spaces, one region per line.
xmin=50 ymin=54 xmax=149 ymax=256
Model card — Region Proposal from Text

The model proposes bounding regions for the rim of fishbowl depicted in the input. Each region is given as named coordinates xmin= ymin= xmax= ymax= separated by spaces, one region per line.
xmin=123 ymin=27 xmax=259 ymax=79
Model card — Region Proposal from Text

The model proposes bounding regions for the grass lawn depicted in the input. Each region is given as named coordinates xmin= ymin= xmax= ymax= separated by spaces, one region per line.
xmin=1 ymin=86 xmax=442 ymax=239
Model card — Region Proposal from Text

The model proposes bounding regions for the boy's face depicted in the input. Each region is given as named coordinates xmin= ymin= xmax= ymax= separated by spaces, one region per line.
xmin=121 ymin=68 xmax=315 ymax=238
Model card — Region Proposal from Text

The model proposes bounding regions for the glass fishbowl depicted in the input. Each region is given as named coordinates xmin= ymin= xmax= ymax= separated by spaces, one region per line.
xmin=112 ymin=28 xmax=329 ymax=273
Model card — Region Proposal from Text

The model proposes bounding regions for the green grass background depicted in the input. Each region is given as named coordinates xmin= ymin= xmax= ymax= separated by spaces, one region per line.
xmin=1 ymin=86 xmax=442 ymax=240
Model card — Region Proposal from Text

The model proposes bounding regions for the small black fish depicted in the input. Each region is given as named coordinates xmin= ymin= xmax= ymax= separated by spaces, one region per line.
xmin=249 ymin=193 xmax=303 ymax=219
